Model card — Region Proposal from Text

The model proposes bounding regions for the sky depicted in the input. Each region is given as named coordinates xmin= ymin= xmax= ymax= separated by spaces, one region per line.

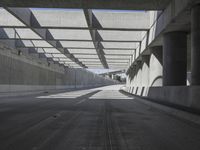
xmin=87 ymin=69 xmax=127 ymax=79
xmin=87 ymin=69 xmax=118 ymax=74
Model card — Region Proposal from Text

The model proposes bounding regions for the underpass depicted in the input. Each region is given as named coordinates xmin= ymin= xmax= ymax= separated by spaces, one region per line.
xmin=1 ymin=0 xmax=200 ymax=149
xmin=1 ymin=85 xmax=200 ymax=150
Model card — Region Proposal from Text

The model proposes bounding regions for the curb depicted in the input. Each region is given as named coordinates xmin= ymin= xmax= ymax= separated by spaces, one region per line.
xmin=120 ymin=90 xmax=200 ymax=126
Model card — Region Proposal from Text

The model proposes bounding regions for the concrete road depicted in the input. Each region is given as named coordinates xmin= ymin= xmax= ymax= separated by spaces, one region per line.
xmin=1 ymin=85 xmax=200 ymax=150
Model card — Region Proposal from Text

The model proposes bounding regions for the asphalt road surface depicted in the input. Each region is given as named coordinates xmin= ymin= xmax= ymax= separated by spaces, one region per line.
xmin=1 ymin=85 xmax=200 ymax=150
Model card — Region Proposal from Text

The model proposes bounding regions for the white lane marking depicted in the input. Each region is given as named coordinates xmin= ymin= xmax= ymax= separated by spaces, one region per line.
xmin=89 ymin=90 xmax=132 ymax=100
xmin=37 ymin=90 xmax=95 ymax=99
xmin=75 ymin=98 xmax=87 ymax=105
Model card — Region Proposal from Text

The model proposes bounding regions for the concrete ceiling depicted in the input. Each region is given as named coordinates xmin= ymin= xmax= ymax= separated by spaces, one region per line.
xmin=0 ymin=8 xmax=154 ymax=69
xmin=0 ymin=0 xmax=171 ymax=10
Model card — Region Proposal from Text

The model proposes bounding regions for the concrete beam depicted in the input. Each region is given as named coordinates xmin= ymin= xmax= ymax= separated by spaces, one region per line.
xmin=0 ymin=0 xmax=171 ymax=10
xmin=14 ymin=45 xmax=137 ymax=51
xmin=4 ymin=7 xmax=85 ymax=68
xmin=0 ymin=26 xmax=149 ymax=32
xmin=84 ymin=9 xmax=108 ymax=69
xmin=0 ymin=37 xmax=141 ymax=43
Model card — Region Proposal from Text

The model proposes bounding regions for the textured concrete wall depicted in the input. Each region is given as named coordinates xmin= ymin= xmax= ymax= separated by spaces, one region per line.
xmin=149 ymin=49 xmax=163 ymax=87
xmin=125 ymin=47 xmax=194 ymax=110
xmin=147 ymin=86 xmax=200 ymax=110
xmin=65 ymin=68 xmax=115 ymax=88
xmin=126 ymin=49 xmax=163 ymax=96
xmin=141 ymin=61 xmax=149 ymax=96
xmin=0 ymin=45 xmax=115 ymax=93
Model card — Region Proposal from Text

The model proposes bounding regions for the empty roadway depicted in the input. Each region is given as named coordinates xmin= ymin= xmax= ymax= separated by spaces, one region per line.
xmin=0 ymin=85 xmax=200 ymax=150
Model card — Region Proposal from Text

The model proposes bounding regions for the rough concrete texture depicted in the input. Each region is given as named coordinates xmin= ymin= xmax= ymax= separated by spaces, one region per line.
xmin=124 ymin=85 xmax=200 ymax=111
xmin=141 ymin=57 xmax=149 ymax=86
xmin=126 ymin=47 xmax=163 ymax=95
xmin=149 ymin=47 xmax=163 ymax=87
xmin=147 ymin=86 xmax=200 ymax=110
xmin=0 ymin=45 xmax=116 ymax=93
xmin=141 ymin=56 xmax=150 ymax=96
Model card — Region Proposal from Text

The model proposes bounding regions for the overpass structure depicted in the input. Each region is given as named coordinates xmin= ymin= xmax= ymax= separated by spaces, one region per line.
xmin=1 ymin=0 xmax=200 ymax=149
xmin=0 ymin=0 xmax=200 ymax=114
xmin=0 ymin=7 xmax=152 ymax=70
xmin=0 ymin=0 xmax=171 ymax=10
xmin=0 ymin=0 xmax=200 ymax=117
xmin=125 ymin=0 xmax=200 ymax=111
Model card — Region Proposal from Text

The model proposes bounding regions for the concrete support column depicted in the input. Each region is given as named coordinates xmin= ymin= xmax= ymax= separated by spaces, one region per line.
xmin=111 ymin=74 xmax=115 ymax=80
xmin=130 ymin=65 xmax=137 ymax=93
xmin=149 ymin=46 xmax=163 ymax=87
xmin=135 ymin=61 xmax=142 ymax=87
xmin=129 ymin=64 xmax=136 ymax=93
xmin=141 ymin=55 xmax=150 ymax=96
xmin=135 ymin=61 xmax=142 ymax=95
xmin=128 ymin=64 xmax=136 ymax=82
xmin=141 ymin=55 xmax=150 ymax=87
xmin=163 ymin=32 xmax=187 ymax=86
xmin=191 ymin=4 xmax=200 ymax=85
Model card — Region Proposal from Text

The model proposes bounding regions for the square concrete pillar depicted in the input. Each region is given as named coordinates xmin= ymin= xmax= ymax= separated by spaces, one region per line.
xmin=149 ymin=46 xmax=163 ymax=87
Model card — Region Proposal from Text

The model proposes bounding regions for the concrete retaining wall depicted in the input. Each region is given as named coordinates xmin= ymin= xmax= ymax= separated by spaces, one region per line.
xmin=124 ymin=85 xmax=200 ymax=110
xmin=0 ymin=44 xmax=116 ymax=93
xmin=125 ymin=51 xmax=195 ymax=109
xmin=147 ymin=86 xmax=200 ymax=110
